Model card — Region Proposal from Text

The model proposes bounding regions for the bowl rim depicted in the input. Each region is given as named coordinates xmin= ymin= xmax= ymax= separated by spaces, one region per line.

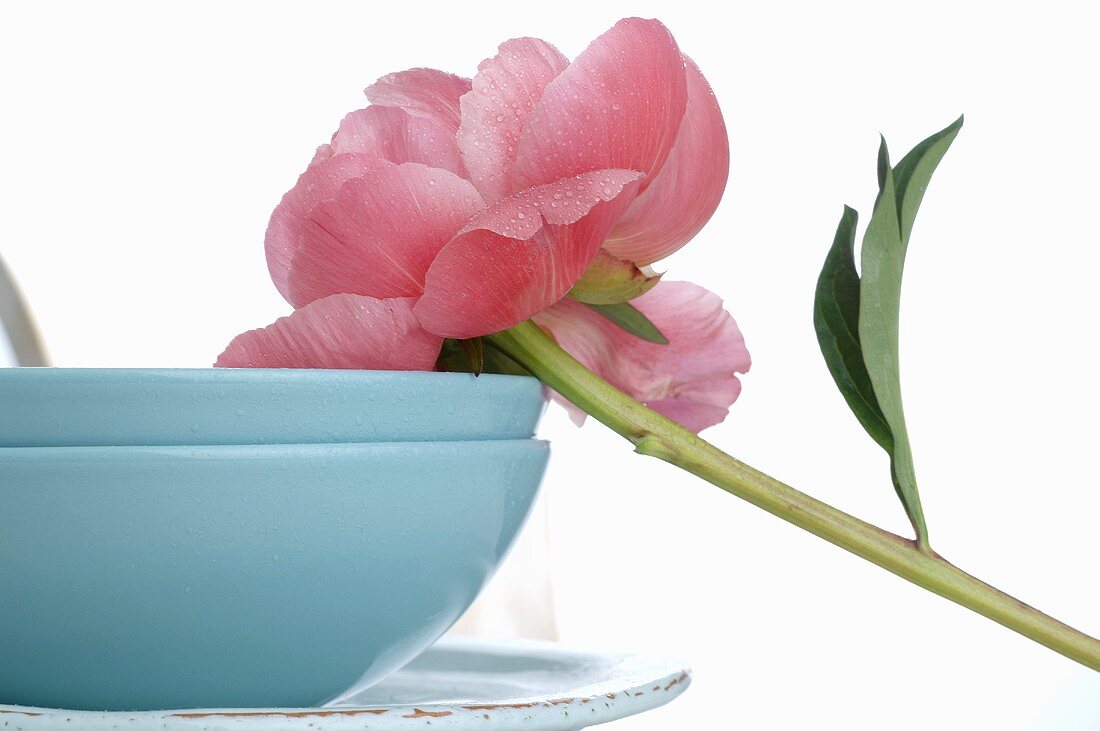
xmin=0 ymin=369 xmax=546 ymax=448
xmin=0 ymin=439 xmax=550 ymax=457
xmin=0 ymin=367 xmax=538 ymax=386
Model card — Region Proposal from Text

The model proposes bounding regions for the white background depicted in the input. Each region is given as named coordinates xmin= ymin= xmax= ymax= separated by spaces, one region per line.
xmin=2 ymin=1 xmax=1099 ymax=728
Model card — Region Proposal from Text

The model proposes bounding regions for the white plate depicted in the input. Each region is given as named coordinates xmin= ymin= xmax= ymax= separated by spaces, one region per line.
xmin=0 ymin=637 xmax=690 ymax=731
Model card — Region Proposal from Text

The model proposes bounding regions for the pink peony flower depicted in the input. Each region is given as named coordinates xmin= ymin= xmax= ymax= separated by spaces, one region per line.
xmin=218 ymin=17 xmax=750 ymax=432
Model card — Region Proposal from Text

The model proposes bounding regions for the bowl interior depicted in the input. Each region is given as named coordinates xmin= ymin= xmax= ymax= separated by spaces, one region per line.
xmin=0 ymin=440 xmax=549 ymax=711
xmin=0 ymin=368 xmax=545 ymax=446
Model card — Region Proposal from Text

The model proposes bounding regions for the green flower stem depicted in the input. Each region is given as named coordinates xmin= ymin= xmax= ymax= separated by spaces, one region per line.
xmin=487 ymin=320 xmax=1100 ymax=671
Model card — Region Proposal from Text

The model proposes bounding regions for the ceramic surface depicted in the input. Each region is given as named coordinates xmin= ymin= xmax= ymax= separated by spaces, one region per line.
xmin=0 ymin=636 xmax=690 ymax=730
xmin=0 ymin=369 xmax=545 ymax=446
xmin=0 ymin=442 xmax=549 ymax=711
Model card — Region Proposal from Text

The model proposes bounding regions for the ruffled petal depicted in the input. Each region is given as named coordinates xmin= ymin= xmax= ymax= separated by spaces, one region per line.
xmin=215 ymin=294 xmax=442 ymax=370
xmin=534 ymin=281 xmax=750 ymax=432
xmin=286 ymin=163 xmax=486 ymax=307
xmin=414 ymin=171 xmax=642 ymax=339
xmin=317 ymin=106 xmax=466 ymax=177
xmin=458 ymin=37 xmax=569 ymax=203
xmin=507 ymin=18 xmax=688 ymax=195
xmin=265 ymin=153 xmax=386 ymax=303
xmin=603 ymin=57 xmax=730 ymax=266
xmin=365 ymin=68 xmax=471 ymax=135
xmin=460 ymin=169 xmax=642 ymax=239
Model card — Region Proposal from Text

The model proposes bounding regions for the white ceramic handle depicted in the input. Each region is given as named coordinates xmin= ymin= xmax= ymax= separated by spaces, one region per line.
xmin=0 ymin=252 xmax=50 ymax=366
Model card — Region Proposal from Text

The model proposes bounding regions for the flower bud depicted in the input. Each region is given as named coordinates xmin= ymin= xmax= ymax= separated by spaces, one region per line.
xmin=568 ymin=250 xmax=662 ymax=305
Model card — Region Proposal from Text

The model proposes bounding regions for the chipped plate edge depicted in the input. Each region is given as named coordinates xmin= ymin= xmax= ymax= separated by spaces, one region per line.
xmin=0 ymin=637 xmax=691 ymax=731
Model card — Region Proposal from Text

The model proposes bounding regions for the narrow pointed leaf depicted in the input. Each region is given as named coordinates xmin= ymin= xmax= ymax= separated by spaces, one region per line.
xmin=858 ymin=161 xmax=928 ymax=544
xmin=458 ymin=337 xmax=485 ymax=376
xmin=876 ymin=136 xmax=891 ymax=193
xmin=438 ymin=337 xmax=532 ymax=376
xmin=583 ymin=301 xmax=669 ymax=344
xmin=813 ymin=206 xmax=893 ymax=451
xmin=816 ymin=118 xmax=961 ymax=547
xmin=892 ymin=116 xmax=963 ymax=244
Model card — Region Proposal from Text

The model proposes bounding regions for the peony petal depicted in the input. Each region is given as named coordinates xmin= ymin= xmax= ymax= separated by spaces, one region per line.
xmin=265 ymin=153 xmax=386 ymax=303
xmin=365 ymin=68 xmax=471 ymax=135
xmin=414 ymin=173 xmax=641 ymax=339
xmin=507 ymin=18 xmax=688 ymax=195
xmin=647 ymin=391 xmax=737 ymax=433
xmin=286 ymin=162 xmax=485 ymax=307
xmin=215 ymin=294 xmax=442 ymax=370
xmin=320 ymin=106 xmax=467 ymax=177
xmin=603 ymin=57 xmax=730 ymax=266
xmin=534 ymin=281 xmax=750 ymax=432
xmin=458 ymin=37 xmax=569 ymax=203
xmin=461 ymin=169 xmax=642 ymax=239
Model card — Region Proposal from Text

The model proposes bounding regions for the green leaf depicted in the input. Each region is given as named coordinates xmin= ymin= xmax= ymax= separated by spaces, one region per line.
xmin=813 ymin=206 xmax=893 ymax=452
xmin=859 ymin=160 xmax=928 ymax=543
xmin=815 ymin=117 xmax=962 ymax=549
xmin=876 ymin=135 xmax=891 ymax=194
xmin=458 ymin=337 xmax=485 ymax=376
xmin=438 ymin=338 xmax=532 ymax=377
xmin=863 ymin=120 xmax=961 ymax=547
xmin=583 ymin=301 xmax=669 ymax=345
xmin=481 ymin=344 xmax=534 ymax=377
xmin=892 ymin=116 xmax=963 ymax=244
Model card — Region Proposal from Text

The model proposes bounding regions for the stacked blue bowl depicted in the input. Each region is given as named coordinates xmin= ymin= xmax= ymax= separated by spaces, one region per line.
xmin=0 ymin=369 xmax=548 ymax=712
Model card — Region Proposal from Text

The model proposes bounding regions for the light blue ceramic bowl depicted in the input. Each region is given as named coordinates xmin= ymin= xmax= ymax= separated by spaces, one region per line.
xmin=0 ymin=439 xmax=549 ymax=712
xmin=0 ymin=369 xmax=545 ymax=446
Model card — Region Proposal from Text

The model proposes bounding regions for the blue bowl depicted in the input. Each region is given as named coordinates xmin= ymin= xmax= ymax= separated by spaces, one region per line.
xmin=0 ymin=368 xmax=545 ymax=446
xmin=0 ymin=440 xmax=549 ymax=711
